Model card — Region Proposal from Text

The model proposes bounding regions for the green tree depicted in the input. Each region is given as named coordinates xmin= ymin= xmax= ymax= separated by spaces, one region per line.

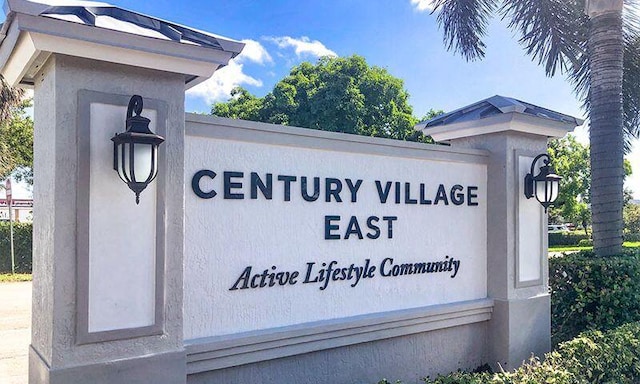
xmin=548 ymin=134 xmax=633 ymax=237
xmin=213 ymin=55 xmax=433 ymax=143
xmin=0 ymin=99 xmax=33 ymax=183
xmin=212 ymin=87 xmax=262 ymax=121
xmin=624 ymin=203 xmax=640 ymax=235
xmin=0 ymin=75 xmax=27 ymax=183
xmin=430 ymin=0 xmax=639 ymax=256
xmin=548 ymin=135 xmax=591 ymax=234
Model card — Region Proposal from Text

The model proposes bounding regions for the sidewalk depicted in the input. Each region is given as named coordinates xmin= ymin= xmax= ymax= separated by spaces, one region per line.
xmin=0 ymin=281 xmax=31 ymax=384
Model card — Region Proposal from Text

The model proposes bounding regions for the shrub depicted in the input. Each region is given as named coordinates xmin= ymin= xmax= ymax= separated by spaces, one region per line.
xmin=422 ymin=356 xmax=574 ymax=383
xmin=0 ymin=222 xmax=32 ymax=273
xmin=577 ymin=239 xmax=593 ymax=247
xmin=422 ymin=322 xmax=640 ymax=383
xmin=549 ymin=250 xmax=640 ymax=345
xmin=556 ymin=323 xmax=640 ymax=383
xmin=548 ymin=232 xmax=589 ymax=247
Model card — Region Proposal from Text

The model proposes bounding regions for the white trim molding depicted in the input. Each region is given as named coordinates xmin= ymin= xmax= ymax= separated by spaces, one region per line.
xmin=185 ymin=298 xmax=493 ymax=374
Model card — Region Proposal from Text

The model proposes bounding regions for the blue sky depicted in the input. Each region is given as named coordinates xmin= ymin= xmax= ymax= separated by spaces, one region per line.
xmin=2 ymin=0 xmax=639 ymax=198
xmin=51 ymin=0 xmax=582 ymax=119
xmin=165 ymin=1 xmax=583 ymax=118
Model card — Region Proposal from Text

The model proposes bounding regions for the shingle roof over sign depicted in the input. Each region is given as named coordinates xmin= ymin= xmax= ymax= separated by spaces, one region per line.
xmin=419 ymin=95 xmax=584 ymax=129
xmin=1 ymin=0 xmax=242 ymax=56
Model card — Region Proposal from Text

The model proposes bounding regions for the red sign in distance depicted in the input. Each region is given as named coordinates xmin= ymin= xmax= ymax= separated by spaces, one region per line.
xmin=5 ymin=179 xmax=11 ymax=206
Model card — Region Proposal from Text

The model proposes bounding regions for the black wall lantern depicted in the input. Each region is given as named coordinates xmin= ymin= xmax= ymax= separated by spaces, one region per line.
xmin=524 ymin=153 xmax=561 ymax=212
xmin=111 ymin=95 xmax=165 ymax=204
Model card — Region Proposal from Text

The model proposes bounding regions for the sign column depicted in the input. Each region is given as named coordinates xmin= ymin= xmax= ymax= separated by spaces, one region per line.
xmin=0 ymin=2 xmax=243 ymax=383
xmin=421 ymin=111 xmax=577 ymax=369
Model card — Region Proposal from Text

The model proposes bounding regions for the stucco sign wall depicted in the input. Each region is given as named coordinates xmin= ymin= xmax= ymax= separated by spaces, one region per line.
xmin=183 ymin=116 xmax=488 ymax=341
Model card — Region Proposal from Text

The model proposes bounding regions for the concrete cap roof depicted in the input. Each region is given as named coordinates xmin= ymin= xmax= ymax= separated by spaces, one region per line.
xmin=0 ymin=0 xmax=245 ymax=87
xmin=415 ymin=95 xmax=584 ymax=142
xmin=418 ymin=95 xmax=584 ymax=129
xmin=2 ymin=0 xmax=243 ymax=54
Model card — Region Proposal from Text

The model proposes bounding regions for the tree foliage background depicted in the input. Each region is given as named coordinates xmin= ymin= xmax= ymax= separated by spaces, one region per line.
xmin=548 ymin=135 xmax=592 ymax=233
xmin=549 ymin=134 xmax=634 ymax=235
xmin=213 ymin=55 xmax=436 ymax=143
xmin=624 ymin=203 xmax=640 ymax=235
xmin=0 ymin=76 xmax=33 ymax=183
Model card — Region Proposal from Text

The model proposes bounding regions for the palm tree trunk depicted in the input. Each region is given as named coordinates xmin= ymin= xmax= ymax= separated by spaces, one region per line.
xmin=588 ymin=3 xmax=624 ymax=256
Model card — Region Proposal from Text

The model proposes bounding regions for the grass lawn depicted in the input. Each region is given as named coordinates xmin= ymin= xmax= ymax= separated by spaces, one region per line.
xmin=550 ymin=241 xmax=640 ymax=253
xmin=0 ymin=273 xmax=32 ymax=282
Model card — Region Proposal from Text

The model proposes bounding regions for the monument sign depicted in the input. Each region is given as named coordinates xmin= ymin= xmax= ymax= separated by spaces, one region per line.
xmin=184 ymin=118 xmax=487 ymax=340
xmin=0 ymin=1 xmax=582 ymax=383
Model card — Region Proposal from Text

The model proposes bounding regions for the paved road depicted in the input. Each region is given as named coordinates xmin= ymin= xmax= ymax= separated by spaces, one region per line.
xmin=0 ymin=282 xmax=31 ymax=384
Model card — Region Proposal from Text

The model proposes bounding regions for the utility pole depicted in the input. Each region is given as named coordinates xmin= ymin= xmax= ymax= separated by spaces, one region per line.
xmin=6 ymin=178 xmax=15 ymax=274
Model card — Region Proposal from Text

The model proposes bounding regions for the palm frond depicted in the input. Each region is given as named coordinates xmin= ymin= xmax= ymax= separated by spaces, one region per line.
xmin=564 ymin=1 xmax=640 ymax=153
xmin=432 ymin=0 xmax=498 ymax=61
xmin=622 ymin=33 xmax=640 ymax=148
xmin=619 ymin=1 xmax=640 ymax=150
xmin=501 ymin=0 xmax=588 ymax=77
xmin=571 ymin=31 xmax=640 ymax=153
xmin=624 ymin=0 xmax=640 ymax=37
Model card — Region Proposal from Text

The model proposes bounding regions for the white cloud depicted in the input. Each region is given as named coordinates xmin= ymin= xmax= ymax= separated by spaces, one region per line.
xmin=186 ymin=39 xmax=270 ymax=104
xmin=411 ymin=0 xmax=437 ymax=12
xmin=186 ymin=36 xmax=336 ymax=105
xmin=187 ymin=61 xmax=263 ymax=104
xmin=237 ymin=39 xmax=273 ymax=65
xmin=265 ymin=36 xmax=337 ymax=59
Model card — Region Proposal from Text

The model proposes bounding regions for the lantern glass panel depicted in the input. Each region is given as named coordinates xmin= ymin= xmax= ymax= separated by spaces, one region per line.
xmin=133 ymin=143 xmax=153 ymax=183
xmin=116 ymin=143 xmax=130 ymax=182
xmin=534 ymin=179 xmax=560 ymax=205
xmin=548 ymin=180 xmax=559 ymax=202
xmin=534 ymin=179 xmax=548 ymax=204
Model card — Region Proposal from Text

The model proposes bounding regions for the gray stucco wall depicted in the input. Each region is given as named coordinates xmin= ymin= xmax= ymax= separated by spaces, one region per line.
xmin=450 ymin=132 xmax=551 ymax=369
xmin=188 ymin=322 xmax=488 ymax=384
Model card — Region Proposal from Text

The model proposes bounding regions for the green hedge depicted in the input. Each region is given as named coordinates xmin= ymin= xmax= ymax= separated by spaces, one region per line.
xmin=421 ymin=322 xmax=640 ymax=384
xmin=625 ymin=233 xmax=640 ymax=242
xmin=577 ymin=239 xmax=593 ymax=247
xmin=548 ymin=231 xmax=589 ymax=246
xmin=0 ymin=222 xmax=32 ymax=273
xmin=549 ymin=250 xmax=640 ymax=345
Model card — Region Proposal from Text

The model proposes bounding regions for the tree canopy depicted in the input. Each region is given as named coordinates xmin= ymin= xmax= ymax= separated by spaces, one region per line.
xmin=0 ymin=99 xmax=33 ymax=183
xmin=0 ymin=78 xmax=32 ymax=184
xmin=548 ymin=134 xmax=633 ymax=235
xmin=548 ymin=135 xmax=592 ymax=233
xmin=624 ymin=203 xmax=640 ymax=235
xmin=213 ymin=55 xmax=433 ymax=143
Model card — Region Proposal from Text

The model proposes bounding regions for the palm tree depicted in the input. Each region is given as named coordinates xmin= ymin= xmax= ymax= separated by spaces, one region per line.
xmin=0 ymin=75 xmax=24 ymax=179
xmin=430 ymin=0 xmax=640 ymax=256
